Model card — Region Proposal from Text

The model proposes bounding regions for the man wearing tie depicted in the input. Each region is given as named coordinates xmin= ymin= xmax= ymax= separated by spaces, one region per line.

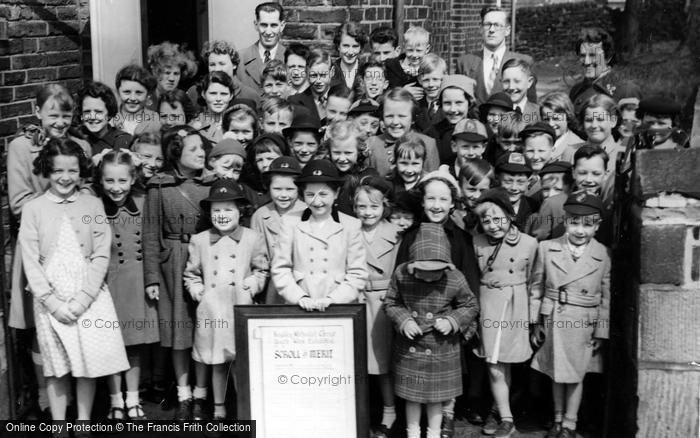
xmin=456 ymin=6 xmax=537 ymax=107
xmin=237 ymin=2 xmax=287 ymax=94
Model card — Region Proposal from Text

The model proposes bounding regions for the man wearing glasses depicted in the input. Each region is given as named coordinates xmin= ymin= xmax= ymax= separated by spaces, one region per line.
xmin=456 ymin=6 xmax=537 ymax=106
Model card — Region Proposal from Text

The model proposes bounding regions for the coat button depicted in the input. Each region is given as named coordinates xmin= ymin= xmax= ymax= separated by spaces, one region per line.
xmin=510 ymin=257 xmax=515 ymax=262
xmin=426 ymin=312 xmax=433 ymax=319
xmin=322 ymin=270 xmax=327 ymax=274
xmin=214 ymin=255 xmax=218 ymax=260
xmin=115 ymin=234 xmax=120 ymax=238
xmin=425 ymin=349 xmax=432 ymax=355
xmin=118 ymin=252 xmax=124 ymax=257
xmin=310 ymin=271 xmax=314 ymax=275
xmin=409 ymin=346 xmax=416 ymax=353
xmin=582 ymin=289 xmax=588 ymax=294
xmin=211 ymin=284 xmax=216 ymax=288
xmin=411 ymin=311 xmax=418 ymax=317
xmin=310 ymin=258 xmax=314 ymax=262
xmin=135 ymin=240 xmax=141 ymax=244
xmin=323 ymin=258 xmax=328 ymax=262
xmin=135 ymin=231 xmax=140 ymax=236
xmin=508 ymin=269 xmax=514 ymax=274
xmin=488 ymin=267 xmax=493 ymax=272
xmin=136 ymin=249 xmax=142 ymax=253
xmin=119 ymin=260 xmax=125 ymax=264
xmin=136 ymin=256 xmax=142 ymax=261
xmin=213 ymin=271 xmax=217 ymax=275
xmin=116 ymin=242 xmax=122 ymax=247
xmin=310 ymin=247 xmax=314 ymax=251
xmin=230 ymin=281 xmax=236 ymax=286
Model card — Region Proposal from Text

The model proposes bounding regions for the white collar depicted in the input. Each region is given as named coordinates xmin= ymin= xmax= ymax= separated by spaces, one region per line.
xmin=46 ymin=190 xmax=79 ymax=204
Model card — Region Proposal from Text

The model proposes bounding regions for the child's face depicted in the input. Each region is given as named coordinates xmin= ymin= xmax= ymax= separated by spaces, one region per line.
xmin=81 ymin=96 xmax=109 ymax=134
xmin=118 ymin=80 xmax=148 ymax=114
xmin=209 ymin=154 xmax=244 ymax=180
xmin=541 ymin=174 xmax=567 ymax=200
xmin=37 ymin=98 xmax=73 ymax=139
xmin=308 ymin=62 xmax=332 ymax=96
xmin=353 ymin=114 xmax=380 ymax=139
xmin=208 ymin=53 xmax=235 ymax=78
xmin=642 ymin=114 xmax=674 ymax=145
xmin=159 ymin=101 xmax=187 ymax=129
xmin=133 ymin=143 xmax=164 ymax=179
xmin=302 ymin=182 xmax=338 ymax=219
xmin=574 ymin=155 xmax=606 ymax=194
xmin=49 ymin=155 xmax=81 ymax=199
xmin=497 ymin=134 xmax=522 ymax=152
xmin=618 ymin=108 xmax=639 ymax=139
xmin=325 ymin=96 xmax=351 ymax=123
xmin=261 ymin=109 xmax=293 ymax=134
xmin=419 ymin=70 xmax=444 ymax=101
xmin=501 ymin=67 xmax=532 ymax=105
xmin=583 ymin=106 xmax=616 ymax=144
xmin=227 ymin=118 xmax=255 ymax=146
xmin=286 ymin=54 xmax=308 ymax=88
xmin=461 ymin=177 xmax=491 ymax=210
xmin=524 ymin=135 xmax=554 ymax=172
xmin=362 ymin=67 xmax=388 ymax=100
xmin=101 ymin=162 xmax=135 ymax=205
xmin=396 ymin=153 xmax=423 ymax=186
xmin=339 ymin=33 xmax=361 ymax=66
xmin=389 ymin=210 xmax=414 ymax=231
xmin=210 ymin=200 xmax=240 ymax=233
xmin=441 ymin=88 xmax=469 ymax=124
xmin=158 ymin=64 xmax=181 ymax=92
xmin=255 ymin=150 xmax=281 ymax=174
xmin=565 ymin=214 xmax=600 ymax=246
xmin=329 ymin=136 xmax=358 ymax=173
xmin=453 ymin=139 xmax=486 ymax=164
xmin=262 ymin=77 xmax=290 ymax=99
xmin=355 ymin=190 xmax=384 ymax=229
xmin=499 ymin=172 xmax=528 ymax=204
xmin=382 ymin=98 xmax=413 ymax=140
xmin=479 ymin=204 xmax=511 ymax=239
xmin=541 ymin=109 xmax=568 ymax=139
xmin=179 ymin=135 xmax=206 ymax=171
xmin=269 ymin=174 xmax=299 ymax=212
xmin=423 ymin=180 xmax=454 ymax=223
xmin=371 ymin=42 xmax=400 ymax=62
xmin=290 ymin=131 xmax=319 ymax=165
xmin=487 ymin=107 xmax=507 ymax=132
xmin=203 ymin=83 xmax=232 ymax=114
xmin=404 ymin=40 xmax=430 ymax=67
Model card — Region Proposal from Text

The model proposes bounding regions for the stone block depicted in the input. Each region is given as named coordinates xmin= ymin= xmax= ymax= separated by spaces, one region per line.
xmin=0 ymin=101 xmax=32 ymax=119
xmin=0 ymin=119 xmax=18 ymax=137
xmin=2 ymin=70 xmax=25 ymax=86
xmin=27 ymin=67 xmax=57 ymax=82
xmin=7 ymin=21 xmax=47 ymax=37
xmin=638 ymin=284 xmax=700 ymax=363
xmin=297 ymin=8 xmax=347 ymax=23
xmin=0 ymin=88 xmax=13 ymax=104
xmin=637 ymin=369 xmax=699 ymax=437
xmin=636 ymin=148 xmax=700 ymax=199
xmin=11 ymin=53 xmax=47 ymax=69
xmin=640 ymin=224 xmax=686 ymax=285
xmin=283 ymin=24 xmax=317 ymax=40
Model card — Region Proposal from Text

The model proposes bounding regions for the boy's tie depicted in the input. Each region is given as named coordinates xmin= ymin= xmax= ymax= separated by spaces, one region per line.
xmin=264 ymin=50 xmax=271 ymax=64
xmin=487 ymin=53 xmax=499 ymax=94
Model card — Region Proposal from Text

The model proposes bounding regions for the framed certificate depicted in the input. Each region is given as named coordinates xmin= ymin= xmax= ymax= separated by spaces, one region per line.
xmin=234 ymin=304 xmax=368 ymax=438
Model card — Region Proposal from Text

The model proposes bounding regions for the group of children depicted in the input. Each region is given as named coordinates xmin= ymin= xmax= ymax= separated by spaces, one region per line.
xmin=6 ymin=9 xmax=689 ymax=438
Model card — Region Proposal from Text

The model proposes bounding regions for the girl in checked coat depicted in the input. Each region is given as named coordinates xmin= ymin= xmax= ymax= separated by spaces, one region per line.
xmin=529 ymin=191 xmax=610 ymax=438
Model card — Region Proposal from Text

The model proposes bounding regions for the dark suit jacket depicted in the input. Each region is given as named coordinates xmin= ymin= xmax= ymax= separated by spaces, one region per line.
xmin=287 ymin=87 xmax=321 ymax=123
xmin=236 ymin=42 xmax=285 ymax=94
xmin=455 ymin=49 xmax=538 ymax=106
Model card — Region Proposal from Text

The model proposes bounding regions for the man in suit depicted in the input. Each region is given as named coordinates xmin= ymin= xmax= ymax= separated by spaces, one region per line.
xmin=236 ymin=2 xmax=286 ymax=94
xmin=455 ymin=6 xmax=537 ymax=106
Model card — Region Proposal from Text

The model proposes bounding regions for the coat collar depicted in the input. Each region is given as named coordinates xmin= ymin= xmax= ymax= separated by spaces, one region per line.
xmin=364 ymin=221 xmax=400 ymax=271
xmin=548 ymin=235 xmax=605 ymax=284
xmin=209 ymin=226 xmax=243 ymax=244
xmin=103 ymin=194 xmax=140 ymax=218
xmin=297 ymin=211 xmax=348 ymax=242
xmin=45 ymin=190 xmax=79 ymax=204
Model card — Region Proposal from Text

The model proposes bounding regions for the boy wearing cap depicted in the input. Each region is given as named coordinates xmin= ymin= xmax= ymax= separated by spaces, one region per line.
xmin=349 ymin=98 xmax=381 ymax=140
xmin=206 ymin=138 xmax=247 ymax=180
xmin=449 ymin=118 xmax=489 ymax=179
xmin=283 ymin=110 xmax=323 ymax=168
xmin=496 ymin=152 xmax=539 ymax=232
xmin=636 ymin=97 xmax=685 ymax=149
xmin=183 ymin=178 xmax=269 ymax=420
xmin=521 ymin=122 xmax=557 ymax=196
xmin=529 ymin=191 xmax=610 ymax=438
xmin=480 ymin=91 xmax=514 ymax=135
xmin=251 ymin=156 xmax=307 ymax=304
xmin=425 ymin=74 xmax=478 ymax=165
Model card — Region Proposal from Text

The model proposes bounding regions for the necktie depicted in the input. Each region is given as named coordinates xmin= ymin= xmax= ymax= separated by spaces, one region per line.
xmin=264 ymin=50 xmax=271 ymax=64
xmin=487 ymin=52 xmax=499 ymax=94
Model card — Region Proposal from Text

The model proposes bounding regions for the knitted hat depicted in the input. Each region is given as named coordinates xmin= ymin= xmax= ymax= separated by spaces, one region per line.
xmin=475 ymin=187 xmax=515 ymax=217
xmin=209 ymin=138 xmax=246 ymax=160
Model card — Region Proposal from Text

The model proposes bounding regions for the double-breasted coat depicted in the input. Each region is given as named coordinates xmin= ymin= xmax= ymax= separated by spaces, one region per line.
xmin=183 ymin=226 xmax=268 ymax=364
xmin=360 ymin=221 xmax=401 ymax=375
xmin=7 ymin=132 xmax=91 ymax=329
xmin=250 ymin=200 xmax=306 ymax=304
xmin=473 ymin=230 xmax=538 ymax=364
xmin=271 ymin=210 xmax=368 ymax=304
xmin=530 ymin=236 xmax=611 ymax=383
xmin=142 ymin=171 xmax=214 ymax=349
xmin=104 ymin=194 xmax=159 ymax=346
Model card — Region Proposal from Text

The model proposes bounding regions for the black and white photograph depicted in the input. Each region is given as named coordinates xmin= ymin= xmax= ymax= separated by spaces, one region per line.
xmin=0 ymin=0 xmax=698 ymax=437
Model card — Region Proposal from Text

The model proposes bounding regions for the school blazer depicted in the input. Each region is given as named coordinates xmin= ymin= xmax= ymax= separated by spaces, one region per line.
xmin=455 ymin=50 xmax=537 ymax=106
xmin=236 ymin=43 xmax=286 ymax=94
xmin=529 ymin=236 xmax=611 ymax=339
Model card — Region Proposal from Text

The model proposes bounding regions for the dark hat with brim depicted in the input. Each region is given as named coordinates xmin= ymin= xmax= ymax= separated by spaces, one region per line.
xmin=563 ymin=191 xmax=603 ymax=216
xmin=200 ymin=178 xmax=251 ymax=209
xmin=475 ymin=187 xmax=515 ymax=217
xmin=282 ymin=108 xmax=322 ymax=137
xmin=496 ymin=152 xmax=533 ymax=175
xmin=348 ymin=98 xmax=381 ymax=117
xmin=519 ymin=121 xmax=556 ymax=142
xmin=392 ymin=190 xmax=422 ymax=217
xmin=638 ymin=97 xmax=682 ymax=117
xmin=480 ymin=91 xmax=513 ymax=112
xmin=358 ymin=174 xmax=392 ymax=198
xmin=539 ymin=160 xmax=572 ymax=175
xmin=294 ymin=159 xmax=345 ymax=185
xmin=263 ymin=156 xmax=302 ymax=177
